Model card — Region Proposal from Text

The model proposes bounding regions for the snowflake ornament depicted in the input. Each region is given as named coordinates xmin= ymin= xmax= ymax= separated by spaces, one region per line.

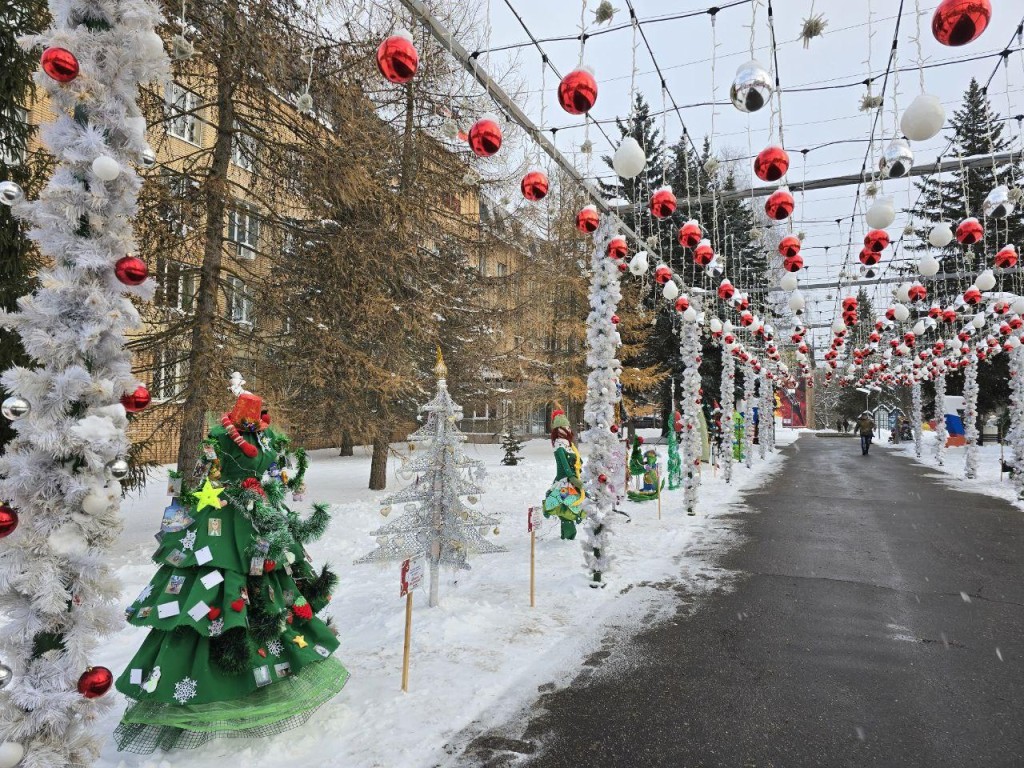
xmin=173 ymin=676 xmax=198 ymax=704
xmin=267 ymin=639 xmax=284 ymax=657
xmin=181 ymin=529 xmax=197 ymax=551
xmin=209 ymin=618 xmax=224 ymax=637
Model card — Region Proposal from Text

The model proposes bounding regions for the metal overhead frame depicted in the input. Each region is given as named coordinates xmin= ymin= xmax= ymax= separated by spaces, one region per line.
xmin=396 ymin=0 xmax=657 ymax=258
xmin=779 ymin=266 xmax=1021 ymax=292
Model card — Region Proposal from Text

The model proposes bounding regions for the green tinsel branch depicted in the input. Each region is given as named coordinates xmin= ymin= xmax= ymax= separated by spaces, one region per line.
xmin=297 ymin=564 xmax=337 ymax=612
xmin=209 ymin=627 xmax=254 ymax=675
xmin=287 ymin=502 xmax=330 ymax=544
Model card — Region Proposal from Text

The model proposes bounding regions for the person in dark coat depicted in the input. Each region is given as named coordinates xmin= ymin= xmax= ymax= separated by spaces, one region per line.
xmin=854 ymin=412 xmax=875 ymax=455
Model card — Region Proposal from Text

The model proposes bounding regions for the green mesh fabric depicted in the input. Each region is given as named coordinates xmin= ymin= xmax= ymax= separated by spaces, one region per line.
xmin=114 ymin=656 xmax=349 ymax=754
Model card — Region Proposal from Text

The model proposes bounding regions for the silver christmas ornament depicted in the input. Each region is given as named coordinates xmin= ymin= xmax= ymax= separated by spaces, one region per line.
xmin=139 ymin=147 xmax=157 ymax=169
xmin=0 ymin=663 xmax=11 ymax=689
xmin=105 ymin=458 xmax=131 ymax=481
xmin=730 ymin=60 xmax=773 ymax=113
xmin=880 ymin=138 xmax=913 ymax=178
xmin=0 ymin=181 xmax=24 ymax=207
xmin=1 ymin=396 xmax=30 ymax=420
xmin=983 ymin=185 xmax=1014 ymax=219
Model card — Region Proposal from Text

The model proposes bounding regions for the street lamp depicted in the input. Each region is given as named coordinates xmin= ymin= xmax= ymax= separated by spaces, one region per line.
xmin=856 ymin=386 xmax=871 ymax=412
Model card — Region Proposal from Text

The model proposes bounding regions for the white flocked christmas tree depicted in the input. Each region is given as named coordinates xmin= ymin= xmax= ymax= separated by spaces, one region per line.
xmin=356 ymin=350 xmax=504 ymax=607
xmin=0 ymin=0 xmax=168 ymax=765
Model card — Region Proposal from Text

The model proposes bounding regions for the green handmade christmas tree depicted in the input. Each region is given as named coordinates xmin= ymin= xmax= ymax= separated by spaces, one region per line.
xmin=666 ymin=423 xmax=682 ymax=491
xmin=114 ymin=378 xmax=348 ymax=753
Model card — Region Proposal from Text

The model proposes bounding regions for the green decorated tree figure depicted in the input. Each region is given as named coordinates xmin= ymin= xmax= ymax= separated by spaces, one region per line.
xmin=114 ymin=375 xmax=348 ymax=753
xmin=542 ymin=408 xmax=586 ymax=540
xmin=628 ymin=436 xmax=645 ymax=479
xmin=666 ymin=418 xmax=682 ymax=491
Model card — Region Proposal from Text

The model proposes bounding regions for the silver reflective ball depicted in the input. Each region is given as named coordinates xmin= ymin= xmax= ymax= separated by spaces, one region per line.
xmin=0 ymin=663 xmax=12 ymax=689
xmin=880 ymin=138 xmax=913 ymax=179
xmin=105 ymin=458 xmax=131 ymax=481
xmin=0 ymin=181 xmax=24 ymax=207
xmin=139 ymin=147 xmax=157 ymax=169
xmin=730 ymin=60 xmax=773 ymax=113
xmin=983 ymin=185 xmax=1014 ymax=219
xmin=1 ymin=397 xmax=30 ymax=420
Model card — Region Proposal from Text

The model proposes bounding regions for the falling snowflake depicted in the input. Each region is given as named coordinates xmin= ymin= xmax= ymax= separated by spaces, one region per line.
xmin=267 ymin=639 xmax=284 ymax=657
xmin=208 ymin=618 xmax=224 ymax=637
xmin=173 ymin=676 xmax=198 ymax=704
xmin=181 ymin=529 xmax=197 ymax=551
xmin=135 ymin=584 xmax=153 ymax=604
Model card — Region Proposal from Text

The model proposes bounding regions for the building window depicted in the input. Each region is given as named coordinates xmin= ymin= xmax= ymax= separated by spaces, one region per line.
xmin=496 ymin=262 xmax=508 ymax=277
xmin=0 ymin=106 xmax=28 ymax=166
xmin=231 ymin=122 xmax=254 ymax=172
xmin=226 ymin=202 xmax=260 ymax=260
xmin=227 ymin=276 xmax=253 ymax=324
xmin=152 ymin=349 xmax=188 ymax=402
xmin=157 ymin=259 xmax=197 ymax=313
xmin=165 ymin=83 xmax=200 ymax=145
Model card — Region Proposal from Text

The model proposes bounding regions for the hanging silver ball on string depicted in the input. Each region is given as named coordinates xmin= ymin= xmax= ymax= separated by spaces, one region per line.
xmin=880 ymin=138 xmax=913 ymax=178
xmin=1 ymin=397 xmax=30 ymax=420
xmin=0 ymin=181 xmax=24 ymax=207
xmin=729 ymin=60 xmax=773 ymax=113
xmin=105 ymin=458 xmax=131 ymax=481
xmin=0 ymin=663 xmax=12 ymax=689
xmin=983 ymin=185 xmax=1014 ymax=219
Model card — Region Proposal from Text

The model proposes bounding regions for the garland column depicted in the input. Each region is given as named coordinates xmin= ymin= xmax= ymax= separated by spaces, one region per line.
xmin=934 ymin=368 xmax=947 ymax=466
xmin=743 ymin=365 xmax=755 ymax=468
xmin=1007 ymin=344 xmax=1024 ymax=498
xmin=963 ymin=350 xmax=980 ymax=479
xmin=757 ymin=373 xmax=767 ymax=460
xmin=720 ymin=341 xmax=735 ymax=483
xmin=580 ymin=216 xmax=622 ymax=586
xmin=911 ymin=380 xmax=923 ymax=458
xmin=679 ymin=303 xmax=702 ymax=516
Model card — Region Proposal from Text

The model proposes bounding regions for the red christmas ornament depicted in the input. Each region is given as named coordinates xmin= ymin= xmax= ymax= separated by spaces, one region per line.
xmin=963 ymin=286 xmax=982 ymax=305
xmin=376 ymin=33 xmax=419 ymax=84
xmin=677 ymin=220 xmax=702 ymax=249
xmin=557 ymin=68 xmax=598 ymax=115
xmin=764 ymin=188 xmax=794 ymax=221
xmin=649 ymin=187 xmax=677 ymax=219
xmin=598 ymin=473 xmax=608 ymax=484
xmin=995 ymin=245 xmax=1018 ymax=269
xmin=610 ymin=424 xmax=619 ymax=434
xmin=575 ymin=205 xmax=599 ymax=234
xmin=520 ymin=170 xmax=549 ymax=202
xmin=932 ymin=0 xmax=991 ymax=46
xmin=956 ymin=217 xmax=983 ymax=245
xmin=230 ymin=598 xmax=245 ymax=612
xmin=1012 ymin=316 xmax=1024 ymax=330
xmin=617 ymin=262 xmax=628 ymax=273
xmin=292 ymin=599 xmax=313 ymax=620
xmin=607 ymin=236 xmax=628 ymax=260
xmin=942 ymin=308 xmax=957 ymax=323
xmin=263 ymin=559 xmax=277 ymax=572
xmin=611 ymin=314 xmax=620 ymax=324
xmin=114 ymin=256 xmax=148 ymax=286
xmin=782 ymin=254 xmax=803 ymax=273
xmin=468 ymin=117 xmax=502 ymax=157
xmin=842 ymin=296 xmax=858 ymax=312
xmin=0 ymin=503 xmax=18 ymax=539
xmin=928 ymin=304 xmax=943 ymax=319
xmin=739 ymin=311 xmax=754 ymax=327
xmin=674 ymin=296 xmax=690 ymax=312
xmin=754 ymin=145 xmax=790 ymax=182
xmin=859 ymin=248 xmax=880 ymax=266
xmin=41 ymin=47 xmax=80 ymax=83
xmin=654 ymin=265 xmax=672 ymax=285
xmin=717 ymin=278 xmax=735 ymax=301
xmin=120 ymin=385 xmax=151 ymax=413
xmin=693 ymin=240 xmax=714 ymax=266
xmin=864 ymin=229 xmax=890 ymax=252
xmin=908 ymin=282 xmax=927 ymax=302
xmin=77 ymin=666 xmax=113 ymax=699
xmin=778 ymin=235 xmax=801 ymax=258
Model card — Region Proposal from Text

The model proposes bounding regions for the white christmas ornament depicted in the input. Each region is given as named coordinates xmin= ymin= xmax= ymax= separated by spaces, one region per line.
xmin=901 ymin=93 xmax=946 ymax=141
xmin=866 ymin=197 xmax=896 ymax=229
xmin=895 ymin=282 xmax=912 ymax=303
xmin=683 ymin=307 xmax=698 ymax=322
xmin=913 ymin=320 xmax=927 ymax=336
xmin=628 ymin=251 xmax=649 ymax=276
xmin=919 ymin=253 xmax=941 ymax=276
xmin=928 ymin=222 xmax=954 ymax=247
xmin=709 ymin=317 xmax=723 ymax=333
xmin=975 ymin=269 xmax=996 ymax=292
xmin=780 ymin=272 xmax=799 ymax=291
xmin=894 ymin=303 xmax=910 ymax=322
xmin=983 ymin=185 xmax=1014 ymax=219
xmin=91 ymin=155 xmax=121 ymax=181
xmin=972 ymin=313 xmax=986 ymax=329
xmin=832 ymin=318 xmax=846 ymax=333
xmin=612 ymin=137 xmax=646 ymax=179
xmin=141 ymin=30 xmax=164 ymax=56
xmin=0 ymin=743 xmax=25 ymax=768
xmin=663 ymin=281 xmax=680 ymax=301
xmin=1014 ymin=298 xmax=1024 ymax=315
xmin=789 ymin=291 xmax=805 ymax=311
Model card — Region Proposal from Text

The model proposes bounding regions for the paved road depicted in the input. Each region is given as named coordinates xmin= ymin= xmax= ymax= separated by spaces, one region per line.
xmin=460 ymin=436 xmax=1024 ymax=768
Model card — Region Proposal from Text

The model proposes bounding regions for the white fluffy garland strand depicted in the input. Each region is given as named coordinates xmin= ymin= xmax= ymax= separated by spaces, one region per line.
xmin=911 ymin=381 xmax=923 ymax=458
xmin=757 ymin=373 xmax=767 ymax=460
xmin=679 ymin=310 xmax=702 ymax=516
xmin=743 ymin=367 xmax=755 ymax=468
xmin=720 ymin=343 xmax=736 ymax=483
xmin=580 ymin=216 xmax=623 ymax=586
xmin=1008 ymin=346 xmax=1024 ymax=498
xmin=0 ymin=2 xmax=168 ymax=765
xmin=963 ymin=351 xmax=980 ymax=480
xmin=934 ymin=370 xmax=947 ymax=467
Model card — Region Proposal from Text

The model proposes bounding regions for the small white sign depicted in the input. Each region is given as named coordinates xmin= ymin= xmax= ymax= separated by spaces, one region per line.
xmin=129 ymin=668 xmax=143 ymax=685
xmin=400 ymin=555 xmax=425 ymax=597
xmin=157 ymin=601 xmax=180 ymax=619
xmin=187 ymin=600 xmax=210 ymax=622
xmin=193 ymin=546 xmax=213 ymax=565
xmin=199 ymin=570 xmax=224 ymax=590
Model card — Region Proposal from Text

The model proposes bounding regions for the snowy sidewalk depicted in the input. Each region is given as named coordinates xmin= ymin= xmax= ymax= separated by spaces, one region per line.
xmin=96 ymin=428 xmax=799 ymax=768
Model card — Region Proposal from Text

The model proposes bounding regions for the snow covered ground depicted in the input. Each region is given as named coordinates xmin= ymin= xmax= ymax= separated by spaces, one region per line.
xmin=95 ymin=427 xmax=800 ymax=768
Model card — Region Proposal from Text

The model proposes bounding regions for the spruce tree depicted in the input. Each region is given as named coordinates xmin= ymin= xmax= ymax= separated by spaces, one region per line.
xmin=499 ymin=418 xmax=524 ymax=466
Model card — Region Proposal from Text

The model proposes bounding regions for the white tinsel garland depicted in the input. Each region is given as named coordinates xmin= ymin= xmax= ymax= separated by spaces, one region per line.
xmin=934 ymin=369 xmax=947 ymax=467
xmin=580 ymin=216 xmax=622 ymax=585
xmin=0 ymin=2 xmax=167 ymax=766
xmin=911 ymin=380 xmax=923 ymax=458
xmin=679 ymin=307 xmax=702 ymax=515
xmin=1008 ymin=346 xmax=1024 ymax=498
xmin=963 ymin=351 xmax=980 ymax=479
xmin=757 ymin=373 xmax=768 ymax=460
xmin=720 ymin=342 xmax=736 ymax=483
xmin=743 ymin=366 xmax=755 ymax=468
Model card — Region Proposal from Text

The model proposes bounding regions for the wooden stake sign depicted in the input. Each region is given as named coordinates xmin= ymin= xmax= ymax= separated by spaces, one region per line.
xmin=527 ymin=506 xmax=538 ymax=607
xmin=399 ymin=554 xmax=424 ymax=692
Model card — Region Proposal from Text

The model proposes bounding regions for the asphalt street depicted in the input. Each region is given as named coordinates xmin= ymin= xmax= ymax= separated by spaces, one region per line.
xmin=460 ymin=435 xmax=1024 ymax=768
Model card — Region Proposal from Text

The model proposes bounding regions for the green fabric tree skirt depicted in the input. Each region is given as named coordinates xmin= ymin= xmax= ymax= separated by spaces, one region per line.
xmin=114 ymin=656 xmax=349 ymax=753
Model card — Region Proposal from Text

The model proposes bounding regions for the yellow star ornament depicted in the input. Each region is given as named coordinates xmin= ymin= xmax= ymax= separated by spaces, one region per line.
xmin=291 ymin=634 xmax=308 ymax=649
xmin=194 ymin=478 xmax=225 ymax=512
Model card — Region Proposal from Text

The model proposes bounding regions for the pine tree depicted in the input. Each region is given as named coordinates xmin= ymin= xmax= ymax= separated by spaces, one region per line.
xmin=500 ymin=418 xmax=524 ymax=466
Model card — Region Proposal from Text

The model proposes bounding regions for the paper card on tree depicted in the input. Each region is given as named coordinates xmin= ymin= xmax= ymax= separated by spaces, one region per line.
xmin=167 ymin=477 xmax=182 ymax=496
xmin=187 ymin=600 xmax=210 ymax=622
xmin=157 ymin=601 xmax=180 ymax=619
xmin=129 ymin=669 xmax=143 ymax=685
xmin=193 ymin=546 xmax=213 ymax=565
xmin=253 ymin=665 xmax=272 ymax=687
xmin=200 ymin=570 xmax=224 ymax=590
xmin=249 ymin=557 xmax=265 ymax=576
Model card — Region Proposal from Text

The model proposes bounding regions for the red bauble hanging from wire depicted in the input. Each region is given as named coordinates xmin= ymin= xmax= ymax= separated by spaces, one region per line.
xmin=41 ymin=47 xmax=80 ymax=83
xmin=674 ymin=296 xmax=690 ymax=312
xmin=995 ymin=244 xmax=1018 ymax=269
xmin=654 ymin=265 xmax=673 ymax=285
xmin=520 ymin=170 xmax=549 ymax=202
xmin=955 ymin=216 xmax=983 ymax=244
xmin=908 ymin=282 xmax=927 ymax=302
xmin=114 ymin=256 xmax=148 ymax=286
xmin=678 ymin=219 xmax=702 ymax=249
xmin=376 ymin=32 xmax=419 ymax=84
xmin=607 ymin=236 xmax=628 ymax=260
xmin=764 ymin=188 xmax=794 ymax=221
xmin=649 ymin=187 xmax=677 ymax=219
xmin=778 ymin=235 xmax=801 ymax=258
xmin=77 ymin=666 xmax=114 ymax=698
xmin=121 ymin=385 xmax=152 ymax=413
xmin=754 ymin=145 xmax=790 ymax=182
xmin=859 ymin=248 xmax=880 ymax=266
xmin=963 ymin=286 xmax=982 ymax=305
xmin=693 ymin=239 xmax=714 ymax=266
xmin=932 ymin=0 xmax=991 ymax=46
xmin=557 ymin=67 xmax=598 ymax=115
xmin=864 ymin=229 xmax=890 ymax=252
xmin=575 ymin=204 xmax=599 ymax=234
xmin=468 ymin=116 xmax=502 ymax=157
xmin=717 ymin=278 xmax=735 ymax=301
xmin=0 ymin=503 xmax=18 ymax=539
xmin=782 ymin=254 xmax=804 ymax=272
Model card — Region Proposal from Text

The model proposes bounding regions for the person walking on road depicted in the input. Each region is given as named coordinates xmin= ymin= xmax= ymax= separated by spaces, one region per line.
xmin=854 ymin=411 xmax=875 ymax=455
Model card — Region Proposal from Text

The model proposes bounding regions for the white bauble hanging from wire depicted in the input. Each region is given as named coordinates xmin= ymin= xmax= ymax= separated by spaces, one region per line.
xmin=780 ymin=272 xmax=799 ymax=292
xmin=789 ymin=291 xmax=805 ymax=311
xmin=975 ymin=268 xmax=997 ymax=291
xmin=895 ymin=282 xmax=912 ymax=303
xmin=683 ymin=307 xmax=698 ymax=322
xmin=866 ymin=197 xmax=896 ymax=229
xmin=901 ymin=94 xmax=946 ymax=141
xmin=983 ymin=185 xmax=1014 ymax=219
xmin=1013 ymin=297 xmax=1024 ymax=315
xmin=831 ymin=317 xmax=846 ymax=333
xmin=729 ymin=60 xmax=773 ymax=113
xmin=894 ymin=303 xmax=910 ymax=322
xmin=612 ymin=137 xmax=646 ymax=179
xmin=919 ymin=253 xmax=941 ymax=276
xmin=710 ymin=316 xmax=723 ymax=333
xmin=628 ymin=251 xmax=649 ymax=275
xmin=928 ymin=222 xmax=954 ymax=247
xmin=913 ymin=320 xmax=927 ymax=336
xmin=662 ymin=281 xmax=680 ymax=301
xmin=972 ymin=313 xmax=986 ymax=329
xmin=880 ymin=138 xmax=913 ymax=178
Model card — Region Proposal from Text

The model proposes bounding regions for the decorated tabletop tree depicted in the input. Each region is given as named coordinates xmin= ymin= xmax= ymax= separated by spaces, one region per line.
xmin=113 ymin=377 xmax=348 ymax=753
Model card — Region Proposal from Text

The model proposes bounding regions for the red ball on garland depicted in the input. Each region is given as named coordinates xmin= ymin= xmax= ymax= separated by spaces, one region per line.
xmin=114 ymin=256 xmax=148 ymax=286
xmin=610 ymin=424 xmax=619 ymax=434
xmin=864 ymin=229 xmax=890 ymax=252
xmin=611 ymin=314 xmax=620 ymax=324
xmin=778 ymin=235 xmax=801 ymax=258
xmin=557 ymin=68 xmax=598 ymax=115
xmin=468 ymin=116 xmax=502 ymax=157
xmin=674 ymin=296 xmax=690 ymax=312
xmin=77 ymin=666 xmax=113 ymax=699
xmin=942 ymin=308 xmax=957 ymax=323
xmin=654 ymin=265 xmax=672 ymax=285
xmin=782 ymin=254 xmax=803 ymax=272
xmin=693 ymin=240 xmax=714 ymax=266
xmin=754 ymin=145 xmax=789 ymax=182
xmin=764 ymin=188 xmax=794 ymax=221
xmin=520 ymin=170 xmax=549 ymax=202
xmin=598 ymin=473 xmax=608 ymax=484
xmin=995 ymin=245 xmax=1018 ymax=269
xmin=739 ymin=311 xmax=754 ymax=327
xmin=717 ymin=278 xmax=735 ymax=301
xmin=120 ymin=385 xmax=151 ymax=413
xmin=932 ymin=0 xmax=991 ymax=46
xmin=858 ymin=247 xmax=880 ymax=266
xmin=677 ymin=220 xmax=702 ymax=249
xmin=956 ymin=217 xmax=983 ymax=245
xmin=637 ymin=436 xmax=644 ymax=444
xmin=963 ymin=286 xmax=982 ymax=305
xmin=41 ymin=47 xmax=80 ymax=83
xmin=375 ymin=32 xmax=419 ymax=84
xmin=607 ymin=236 xmax=628 ymax=260
xmin=649 ymin=187 xmax=677 ymax=219
xmin=908 ymin=282 xmax=927 ymax=302
xmin=0 ymin=503 xmax=18 ymax=539
xmin=575 ymin=205 xmax=599 ymax=234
